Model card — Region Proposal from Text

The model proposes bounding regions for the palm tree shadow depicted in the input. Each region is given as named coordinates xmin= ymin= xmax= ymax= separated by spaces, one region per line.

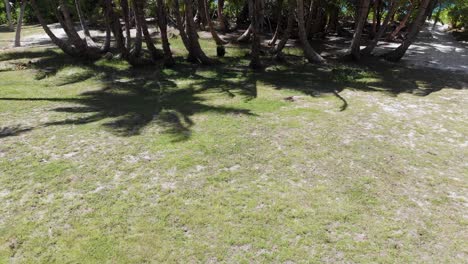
xmin=0 ymin=51 xmax=258 ymax=141
xmin=0 ymin=125 xmax=33 ymax=138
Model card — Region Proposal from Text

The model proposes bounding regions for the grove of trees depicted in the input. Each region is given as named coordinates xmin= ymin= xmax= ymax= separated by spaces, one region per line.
xmin=1 ymin=0 xmax=467 ymax=68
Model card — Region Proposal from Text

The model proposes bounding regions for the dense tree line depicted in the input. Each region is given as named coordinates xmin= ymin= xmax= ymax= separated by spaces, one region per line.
xmin=2 ymin=0 xmax=465 ymax=67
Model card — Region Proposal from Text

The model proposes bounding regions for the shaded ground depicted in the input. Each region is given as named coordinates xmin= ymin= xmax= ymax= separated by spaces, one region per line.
xmin=0 ymin=24 xmax=467 ymax=263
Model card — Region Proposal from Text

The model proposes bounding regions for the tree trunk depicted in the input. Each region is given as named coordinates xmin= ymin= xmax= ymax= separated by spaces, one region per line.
xmin=203 ymin=0 xmax=227 ymax=56
xmin=58 ymin=0 xmax=89 ymax=52
xmin=362 ymin=0 xmax=398 ymax=55
xmin=432 ymin=2 xmax=441 ymax=30
xmin=268 ymin=0 xmax=283 ymax=46
xmin=387 ymin=4 xmax=413 ymax=40
xmin=237 ymin=24 xmax=253 ymax=42
xmin=384 ymin=0 xmax=430 ymax=61
xmin=196 ymin=0 xmax=208 ymax=30
xmin=131 ymin=0 xmax=143 ymax=57
xmin=135 ymin=0 xmax=163 ymax=60
xmin=4 ymin=0 xmax=13 ymax=31
xmin=14 ymin=0 xmax=27 ymax=47
xmin=271 ymin=1 xmax=294 ymax=56
xmin=326 ymin=3 xmax=340 ymax=32
xmin=217 ymin=0 xmax=229 ymax=32
xmin=104 ymin=0 xmax=128 ymax=58
xmin=249 ymin=0 xmax=262 ymax=69
xmin=120 ymin=0 xmax=132 ymax=49
xmin=349 ymin=0 xmax=370 ymax=60
xmin=156 ymin=0 xmax=175 ymax=65
xmin=75 ymin=0 xmax=98 ymax=47
xmin=184 ymin=0 xmax=216 ymax=64
xmin=101 ymin=15 xmax=111 ymax=53
xmin=173 ymin=0 xmax=196 ymax=61
xmin=30 ymin=0 xmax=80 ymax=56
xmin=296 ymin=0 xmax=325 ymax=63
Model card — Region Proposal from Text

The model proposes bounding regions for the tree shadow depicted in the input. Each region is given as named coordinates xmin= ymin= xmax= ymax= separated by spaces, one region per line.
xmin=0 ymin=48 xmax=466 ymax=140
xmin=0 ymin=125 xmax=33 ymax=138
xmin=0 ymin=51 xmax=258 ymax=140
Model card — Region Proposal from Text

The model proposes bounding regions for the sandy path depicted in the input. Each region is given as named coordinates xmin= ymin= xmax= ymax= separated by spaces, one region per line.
xmin=374 ymin=23 xmax=468 ymax=72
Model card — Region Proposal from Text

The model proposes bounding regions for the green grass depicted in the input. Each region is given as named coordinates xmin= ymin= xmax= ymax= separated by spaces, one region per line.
xmin=0 ymin=36 xmax=467 ymax=263
xmin=0 ymin=24 xmax=45 ymax=49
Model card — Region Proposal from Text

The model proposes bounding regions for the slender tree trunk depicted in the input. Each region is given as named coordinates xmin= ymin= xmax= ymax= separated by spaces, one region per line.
xmin=272 ymin=1 xmax=294 ymax=56
xmin=173 ymin=0 xmax=196 ymax=61
xmin=197 ymin=0 xmax=208 ymax=30
xmin=14 ymin=0 xmax=27 ymax=47
xmin=184 ymin=0 xmax=216 ymax=64
xmin=156 ymin=0 xmax=175 ymax=65
xmin=217 ymin=0 xmax=229 ymax=32
xmin=30 ymin=0 xmax=80 ymax=56
xmin=388 ymin=4 xmax=413 ymax=40
xmin=75 ymin=0 xmax=98 ymax=47
xmin=384 ymin=0 xmax=430 ymax=61
xmin=101 ymin=15 xmax=111 ymax=53
xmin=131 ymin=0 xmax=143 ymax=57
xmin=4 ymin=0 xmax=13 ymax=31
xmin=135 ymin=0 xmax=163 ymax=60
xmin=268 ymin=0 xmax=283 ymax=46
xmin=297 ymin=0 xmax=325 ymax=63
xmin=105 ymin=0 xmax=128 ymax=58
xmin=432 ymin=2 xmax=441 ymax=30
xmin=58 ymin=0 xmax=89 ymax=52
xmin=120 ymin=0 xmax=132 ymax=49
xmin=203 ymin=0 xmax=227 ymax=56
xmin=349 ymin=0 xmax=371 ymax=60
xmin=305 ymin=0 xmax=316 ymax=36
xmin=249 ymin=0 xmax=262 ymax=69
xmin=362 ymin=0 xmax=398 ymax=55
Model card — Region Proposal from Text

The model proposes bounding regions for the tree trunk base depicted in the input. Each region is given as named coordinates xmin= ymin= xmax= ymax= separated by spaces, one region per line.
xmin=217 ymin=46 xmax=226 ymax=57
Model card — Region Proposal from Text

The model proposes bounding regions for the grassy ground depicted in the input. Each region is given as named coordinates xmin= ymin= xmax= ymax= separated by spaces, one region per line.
xmin=0 ymin=33 xmax=467 ymax=263
xmin=0 ymin=24 xmax=44 ymax=49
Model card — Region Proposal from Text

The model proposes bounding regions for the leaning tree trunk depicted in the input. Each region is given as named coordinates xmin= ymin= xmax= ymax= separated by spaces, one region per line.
xmin=75 ymin=0 xmax=98 ymax=47
xmin=3 ymin=0 xmax=13 ymax=31
xmin=30 ymin=0 xmax=81 ymax=56
xmin=237 ymin=24 xmax=253 ymax=42
xmin=268 ymin=0 xmax=283 ymax=46
xmin=173 ymin=0 xmax=196 ymax=61
xmin=14 ymin=0 xmax=27 ymax=47
xmin=184 ymin=0 xmax=216 ymax=64
xmin=133 ymin=0 xmax=163 ymax=60
xmin=156 ymin=0 xmax=175 ymax=65
xmin=349 ymin=0 xmax=371 ymax=60
xmin=271 ymin=0 xmax=294 ymax=60
xmin=104 ymin=0 xmax=128 ymax=58
xmin=387 ymin=4 xmax=413 ymax=40
xmin=249 ymin=0 xmax=262 ymax=69
xmin=203 ymin=0 xmax=227 ymax=56
xmin=362 ymin=0 xmax=398 ymax=55
xmin=432 ymin=2 xmax=441 ymax=30
xmin=58 ymin=0 xmax=88 ymax=51
xmin=296 ymin=0 xmax=325 ymax=63
xmin=384 ymin=0 xmax=431 ymax=61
